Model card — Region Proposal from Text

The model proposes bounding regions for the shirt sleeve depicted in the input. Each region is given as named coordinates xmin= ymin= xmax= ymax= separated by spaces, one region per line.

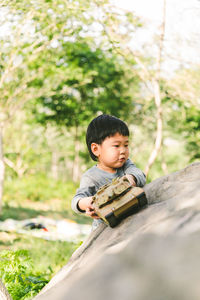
xmin=123 ymin=159 xmax=146 ymax=187
xmin=71 ymin=174 xmax=97 ymax=214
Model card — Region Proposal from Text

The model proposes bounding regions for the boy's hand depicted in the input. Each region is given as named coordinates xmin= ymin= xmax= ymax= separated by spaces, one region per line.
xmin=78 ymin=197 xmax=100 ymax=219
xmin=124 ymin=174 xmax=137 ymax=187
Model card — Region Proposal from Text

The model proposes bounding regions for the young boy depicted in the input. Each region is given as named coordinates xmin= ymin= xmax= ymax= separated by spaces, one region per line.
xmin=72 ymin=114 xmax=146 ymax=228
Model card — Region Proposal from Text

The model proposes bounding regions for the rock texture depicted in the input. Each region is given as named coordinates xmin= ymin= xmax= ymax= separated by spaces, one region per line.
xmin=0 ymin=279 xmax=12 ymax=300
xmin=35 ymin=162 xmax=200 ymax=300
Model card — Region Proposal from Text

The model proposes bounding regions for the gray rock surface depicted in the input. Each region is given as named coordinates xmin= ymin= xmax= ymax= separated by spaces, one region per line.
xmin=35 ymin=162 xmax=200 ymax=300
xmin=0 ymin=279 xmax=12 ymax=300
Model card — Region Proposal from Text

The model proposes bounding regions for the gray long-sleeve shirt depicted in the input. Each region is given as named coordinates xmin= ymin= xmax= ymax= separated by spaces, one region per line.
xmin=71 ymin=159 xmax=146 ymax=215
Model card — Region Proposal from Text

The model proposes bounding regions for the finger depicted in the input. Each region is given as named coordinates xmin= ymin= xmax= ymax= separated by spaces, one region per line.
xmin=86 ymin=207 xmax=94 ymax=214
xmin=126 ymin=175 xmax=136 ymax=186
xmin=90 ymin=211 xmax=100 ymax=218
xmin=92 ymin=215 xmax=100 ymax=219
xmin=88 ymin=203 xmax=94 ymax=210
xmin=86 ymin=210 xmax=100 ymax=219
xmin=85 ymin=210 xmax=94 ymax=217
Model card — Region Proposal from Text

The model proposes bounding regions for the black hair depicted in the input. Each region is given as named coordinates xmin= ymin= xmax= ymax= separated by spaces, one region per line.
xmin=86 ymin=114 xmax=129 ymax=161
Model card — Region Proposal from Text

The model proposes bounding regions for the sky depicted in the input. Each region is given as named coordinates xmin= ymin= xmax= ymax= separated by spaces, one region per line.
xmin=114 ymin=0 xmax=200 ymax=74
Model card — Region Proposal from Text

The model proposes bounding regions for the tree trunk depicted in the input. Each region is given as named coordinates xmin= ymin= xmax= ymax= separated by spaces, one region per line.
xmin=51 ymin=151 xmax=59 ymax=180
xmin=4 ymin=155 xmax=27 ymax=178
xmin=145 ymin=79 xmax=163 ymax=175
xmin=0 ymin=127 xmax=5 ymax=213
xmin=145 ymin=0 xmax=166 ymax=176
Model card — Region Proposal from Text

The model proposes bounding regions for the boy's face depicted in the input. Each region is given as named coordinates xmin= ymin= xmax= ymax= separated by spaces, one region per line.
xmin=91 ymin=133 xmax=129 ymax=173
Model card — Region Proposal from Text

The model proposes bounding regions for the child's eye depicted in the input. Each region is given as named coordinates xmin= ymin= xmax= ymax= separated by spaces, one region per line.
xmin=113 ymin=145 xmax=119 ymax=147
xmin=125 ymin=145 xmax=129 ymax=148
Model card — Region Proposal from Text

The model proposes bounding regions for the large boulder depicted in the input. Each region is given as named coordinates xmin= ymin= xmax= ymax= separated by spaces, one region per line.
xmin=35 ymin=162 xmax=200 ymax=300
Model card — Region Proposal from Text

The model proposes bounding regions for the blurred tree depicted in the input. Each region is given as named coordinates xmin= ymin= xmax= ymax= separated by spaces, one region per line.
xmin=33 ymin=42 xmax=138 ymax=180
xmin=34 ymin=42 xmax=135 ymax=125
xmin=1 ymin=0 xmax=198 ymax=203
xmin=161 ymin=72 xmax=200 ymax=163
xmin=97 ymin=0 xmax=167 ymax=176
xmin=0 ymin=0 xmax=79 ymax=210
xmin=0 ymin=0 xmax=141 ymax=209
xmin=173 ymin=68 xmax=200 ymax=161
xmin=184 ymin=106 xmax=200 ymax=161
xmin=98 ymin=0 xmax=200 ymax=178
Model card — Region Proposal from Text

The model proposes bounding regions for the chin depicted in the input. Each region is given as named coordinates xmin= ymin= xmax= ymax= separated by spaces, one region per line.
xmin=115 ymin=161 xmax=125 ymax=168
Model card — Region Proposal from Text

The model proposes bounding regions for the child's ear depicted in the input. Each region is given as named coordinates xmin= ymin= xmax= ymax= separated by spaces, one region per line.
xmin=91 ymin=143 xmax=100 ymax=157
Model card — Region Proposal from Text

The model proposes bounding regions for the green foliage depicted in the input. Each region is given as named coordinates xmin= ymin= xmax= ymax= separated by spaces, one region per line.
xmin=0 ymin=249 xmax=48 ymax=299
xmin=34 ymin=41 xmax=137 ymax=128
xmin=1 ymin=0 xmax=199 ymax=189
xmin=184 ymin=106 xmax=200 ymax=161
xmin=0 ymin=237 xmax=80 ymax=299
xmin=161 ymin=84 xmax=200 ymax=163
xmin=24 ymin=238 xmax=79 ymax=275
xmin=4 ymin=173 xmax=77 ymax=207
xmin=2 ymin=172 xmax=91 ymax=224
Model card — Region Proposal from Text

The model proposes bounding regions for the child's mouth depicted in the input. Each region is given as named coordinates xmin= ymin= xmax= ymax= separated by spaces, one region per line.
xmin=119 ymin=158 xmax=125 ymax=162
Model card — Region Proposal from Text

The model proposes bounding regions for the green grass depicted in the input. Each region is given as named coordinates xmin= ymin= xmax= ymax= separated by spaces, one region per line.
xmin=0 ymin=202 xmax=91 ymax=225
xmin=0 ymin=234 xmax=80 ymax=274
xmin=0 ymin=173 xmax=91 ymax=299
xmin=2 ymin=173 xmax=92 ymax=224
xmin=0 ymin=237 xmax=80 ymax=299
xmin=4 ymin=173 xmax=77 ymax=206
xmin=0 ymin=209 xmax=84 ymax=299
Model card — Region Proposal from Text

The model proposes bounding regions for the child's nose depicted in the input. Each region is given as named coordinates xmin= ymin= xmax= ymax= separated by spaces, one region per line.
xmin=120 ymin=147 xmax=126 ymax=154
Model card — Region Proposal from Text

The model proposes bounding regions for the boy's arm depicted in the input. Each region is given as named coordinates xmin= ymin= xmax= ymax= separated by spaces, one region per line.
xmin=78 ymin=197 xmax=100 ymax=219
xmin=71 ymin=174 xmax=95 ymax=214
xmin=72 ymin=196 xmax=100 ymax=219
xmin=123 ymin=159 xmax=146 ymax=187
xmin=125 ymin=174 xmax=137 ymax=186
xmin=71 ymin=175 xmax=99 ymax=219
